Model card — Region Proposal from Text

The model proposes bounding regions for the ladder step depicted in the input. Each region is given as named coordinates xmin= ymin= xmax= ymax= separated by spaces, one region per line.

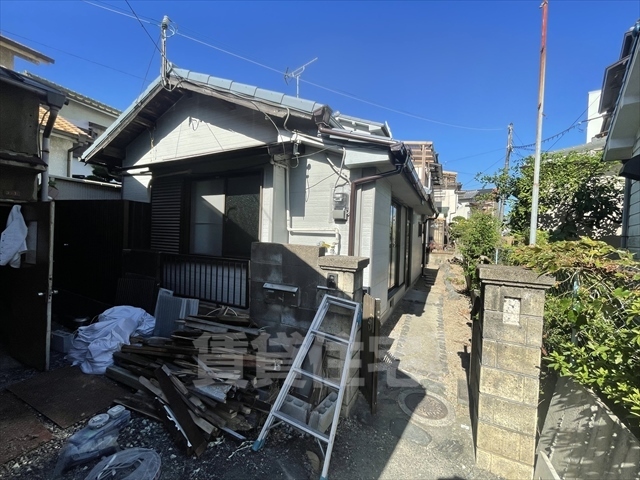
xmin=310 ymin=329 xmax=349 ymax=345
xmin=272 ymin=411 xmax=329 ymax=443
xmin=293 ymin=367 xmax=340 ymax=389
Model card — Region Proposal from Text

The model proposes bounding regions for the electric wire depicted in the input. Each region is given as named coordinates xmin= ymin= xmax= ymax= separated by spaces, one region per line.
xmin=443 ymin=147 xmax=505 ymax=165
xmin=139 ymin=36 xmax=160 ymax=95
xmin=124 ymin=0 xmax=162 ymax=55
xmin=512 ymin=115 xmax=604 ymax=151
xmin=80 ymin=0 xmax=505 ymax=132
xmin=0 ymin=29 xmax=145 ymax=80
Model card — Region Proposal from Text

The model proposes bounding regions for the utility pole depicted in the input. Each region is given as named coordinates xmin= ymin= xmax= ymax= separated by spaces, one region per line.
xmin=161 ymin=15 xmax=170 ymax=85
xmin=497 ymin=123 xmax=513 ymax=224
xmin=529 ymin=0 xmax=549 ymax=245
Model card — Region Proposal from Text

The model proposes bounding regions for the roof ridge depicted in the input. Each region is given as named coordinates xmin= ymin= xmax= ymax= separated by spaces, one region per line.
xmin=23 ymin=72 xmax=121 ymax=115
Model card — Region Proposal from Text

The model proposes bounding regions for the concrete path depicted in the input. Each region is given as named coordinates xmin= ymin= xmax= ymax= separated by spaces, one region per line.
xmin=326 ymin=264 xmax=501 ymax=480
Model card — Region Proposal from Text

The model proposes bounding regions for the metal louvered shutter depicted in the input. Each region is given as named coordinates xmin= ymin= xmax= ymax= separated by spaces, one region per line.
xmin=150 ymin=178 xmax=183 ymax=253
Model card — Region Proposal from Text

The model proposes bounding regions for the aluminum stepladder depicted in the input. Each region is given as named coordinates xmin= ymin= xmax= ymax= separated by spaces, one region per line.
xmin=252 ymin=294 xmax=362 ymax=480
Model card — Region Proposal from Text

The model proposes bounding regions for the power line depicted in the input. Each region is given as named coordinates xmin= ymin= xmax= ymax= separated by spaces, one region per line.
xmin=83 ymin=0 xmax=157 ymax=26
xmin=176 ymin=32 xmax=283 ymax=75
xmin=81 ymin=1 xmax=505 ymax=132
xmin=0 ymin=29 xmax=145 ymax=80
xmin=124 ymin=0 xmax=163 ymax=55
xmin=139 ymin=36 xmax=160 ymax=95
xmin=443 ymin=147 xmax=505 ymax=165
xmin=512 ymin=115 xmax=604 ymax=150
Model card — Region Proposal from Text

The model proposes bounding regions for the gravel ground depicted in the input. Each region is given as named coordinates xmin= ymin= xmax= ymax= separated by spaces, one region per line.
xmin=0 ymin=262 xmax=499 ymax=480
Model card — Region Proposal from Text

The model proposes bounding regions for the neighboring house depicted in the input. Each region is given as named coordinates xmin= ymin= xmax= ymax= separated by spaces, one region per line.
xmin=0 ymin=34 xmax=53 ymax=71
xmin=434 ymin=170 xmax=460 ymax=223
xmin=599 ymin=20 xmax=640 ymax=257
xmin=0 ymin=66 xmax=66 ymax=370
xmin=0 ymin=34 xmax=122 ymax=200
xmin=404 ymin=141 xmax=461 ymax=247
xmin=82 ymin=68 xmax=438 ymax=322
xmin=586 ymin=89 xmax=605 ymax=143
xmin=25 ymin=74 xmax=122 ymax=200
xmin=456 ymin=188 xmax=497 ymax=220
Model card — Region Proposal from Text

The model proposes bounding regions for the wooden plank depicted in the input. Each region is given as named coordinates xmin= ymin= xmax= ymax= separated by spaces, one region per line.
xmin=155 ymin=367 xmax=207 ymax=457
xmin=106 ymin=365 xmax=143 ymax=391
xmin=360 ymin=293 xmax=379 ymax=415
xmin=139 ymin=376 xmax=168 ymax=403
xmin=114 ymin=395 xmax=161 ymax=421
xmin=185 ymin=317 xmax=262 ymax=335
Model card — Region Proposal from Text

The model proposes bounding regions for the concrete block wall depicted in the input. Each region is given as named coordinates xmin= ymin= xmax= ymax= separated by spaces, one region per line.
xmin=250 ymin=242 xmax=369 ymax=417
xmin=473 ymin=265 xmax=554 ymax=480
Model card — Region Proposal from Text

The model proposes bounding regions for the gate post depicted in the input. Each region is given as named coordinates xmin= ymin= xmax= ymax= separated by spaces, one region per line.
xmin=471 ymin=265 xmax=554 ymax=479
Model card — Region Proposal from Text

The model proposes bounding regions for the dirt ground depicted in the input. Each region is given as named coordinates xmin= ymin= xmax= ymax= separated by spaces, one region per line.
xmin=0 ymin=261 xmax=497 ymax=480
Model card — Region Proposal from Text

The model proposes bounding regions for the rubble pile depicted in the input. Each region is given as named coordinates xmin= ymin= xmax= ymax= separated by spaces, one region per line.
xmin=105 ymin=314 xmax=293 ymax=456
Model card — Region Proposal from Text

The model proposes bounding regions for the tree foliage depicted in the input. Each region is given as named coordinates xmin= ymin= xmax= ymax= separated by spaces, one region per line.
xmin=479 ymin=150 xmax=622 ymax=240
xmin=508 ymin=238 xmax=640 ymax=422
xmin=450 ymin=211 xmax=501 ymax=289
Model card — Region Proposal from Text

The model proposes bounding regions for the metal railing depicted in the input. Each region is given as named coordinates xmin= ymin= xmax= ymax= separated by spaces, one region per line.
xmin=160 ymin=253 xmax=250 ymax=309
xmin=122 ymin=250 xmax=250 ymax=309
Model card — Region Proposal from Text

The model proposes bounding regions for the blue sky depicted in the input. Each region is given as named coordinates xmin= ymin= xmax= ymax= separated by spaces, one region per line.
xmin=1 ymin=1 xmax=637 ymax=189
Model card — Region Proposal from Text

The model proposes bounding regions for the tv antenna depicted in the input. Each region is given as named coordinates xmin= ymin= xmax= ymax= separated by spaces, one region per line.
xmin=284 ymin=57 xmax=318 ymax=97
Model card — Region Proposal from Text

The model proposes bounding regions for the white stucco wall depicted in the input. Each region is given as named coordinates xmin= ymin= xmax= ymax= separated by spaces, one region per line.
xmin=47 ymin=133 xmax=92 ymax=178
xmin=587 ymin=90 xmax=603 ymax=143
xmin=48 ymin=134 xmax=72 ymax=177
xmin=61 ymin=100 xmax=118 ymax=131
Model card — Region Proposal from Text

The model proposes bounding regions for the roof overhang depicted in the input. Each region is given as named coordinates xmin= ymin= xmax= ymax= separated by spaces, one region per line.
xmin=0 ymin=35 xmax=54 ymax=65
xmin=603 ymin=27 xmax=640 ymax=162
xmin=82 ymin=68 xmax=327 ymax=168
xmin=0 ymin=66 xmax=65 ymax=108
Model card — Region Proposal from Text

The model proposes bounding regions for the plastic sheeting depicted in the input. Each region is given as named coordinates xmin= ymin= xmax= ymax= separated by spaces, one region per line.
xmin=67 ymin=306 xmax=155 ymax=374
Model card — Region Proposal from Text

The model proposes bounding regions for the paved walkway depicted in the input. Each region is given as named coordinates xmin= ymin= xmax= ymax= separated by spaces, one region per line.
xmin=325 ymin=263 xmax=500 ymax=480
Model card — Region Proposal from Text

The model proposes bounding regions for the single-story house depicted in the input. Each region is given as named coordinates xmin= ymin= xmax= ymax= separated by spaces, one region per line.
xmin=82 ymin=67 xmax=438 ymax=322
xmin=599 ymin=20 xmax=640 ymax=257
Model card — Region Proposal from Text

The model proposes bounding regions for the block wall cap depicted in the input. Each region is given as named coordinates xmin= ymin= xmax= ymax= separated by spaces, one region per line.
xmin=318 ymin=256 xmax=370 ymax=272
xmin=478 ymin=265 xmax=555 ymax=288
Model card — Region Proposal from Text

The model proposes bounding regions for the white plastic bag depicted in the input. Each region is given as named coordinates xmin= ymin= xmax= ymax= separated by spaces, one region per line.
xmin=67 ymin=306 xmax=155 ymax=374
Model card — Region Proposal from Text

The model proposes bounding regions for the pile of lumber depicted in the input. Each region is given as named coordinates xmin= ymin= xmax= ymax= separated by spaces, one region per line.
xmin=106 ymin=314 xmax=293 ymax=456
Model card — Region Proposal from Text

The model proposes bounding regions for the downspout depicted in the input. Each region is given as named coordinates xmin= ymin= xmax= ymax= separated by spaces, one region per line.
xmin=621 ymin=177 xmax=631 ymax=249
xmin=40 ymin=107 xmax=60 ymax=201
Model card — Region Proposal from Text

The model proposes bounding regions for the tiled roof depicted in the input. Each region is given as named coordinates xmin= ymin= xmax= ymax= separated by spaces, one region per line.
xmin=25 ymin=72 xmax=121 ymax=116
xmin=39 ymin=106 xmax=86 ymax=138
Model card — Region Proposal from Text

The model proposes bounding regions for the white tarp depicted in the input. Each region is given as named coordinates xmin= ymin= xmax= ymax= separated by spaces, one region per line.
xmin=67 ymin=306 xmax=155 ymax=374
xmin=0 ymin=205 xmax=28 ymax=268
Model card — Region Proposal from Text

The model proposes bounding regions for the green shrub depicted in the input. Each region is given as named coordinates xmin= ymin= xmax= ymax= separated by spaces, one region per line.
xmin=454 ymin=211 xmax=501 ymax=289
xmin=508 ymin=238 xmax=640 ymax=421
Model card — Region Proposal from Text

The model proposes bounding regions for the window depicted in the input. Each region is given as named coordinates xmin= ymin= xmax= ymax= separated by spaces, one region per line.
xmin=389 ymin=201 xmax=410 ymax=292
xmin=189 ymin=174 xmax=261 ymax=258
xmin=150 ymin=172 xmax=261 ymax=259
xmin=389 ymin=202 xmax=400 ymax=289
